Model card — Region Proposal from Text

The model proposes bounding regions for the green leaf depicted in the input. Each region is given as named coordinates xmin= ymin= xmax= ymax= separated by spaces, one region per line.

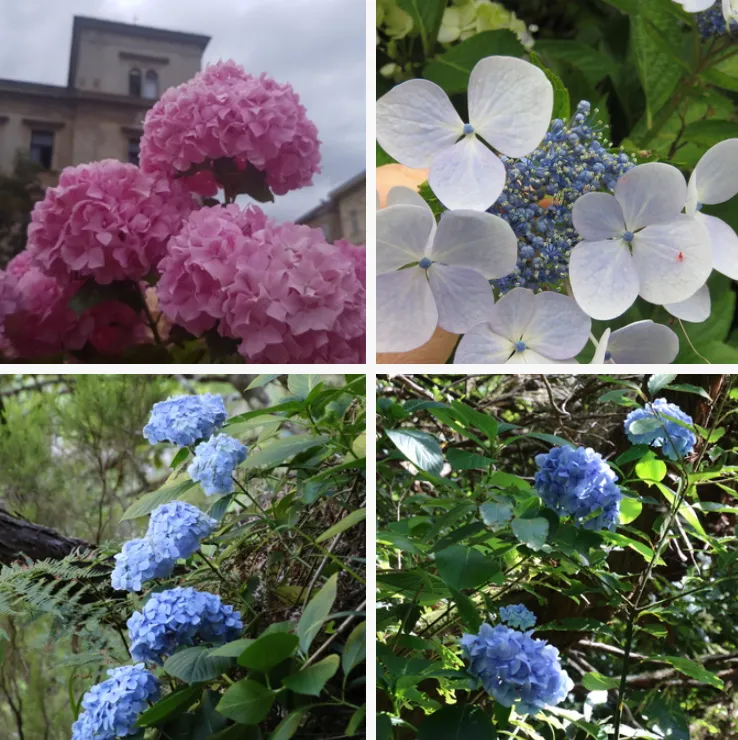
xmin=136 ymin=686 xmax=202 ymax=727
xmin=664 ymin=383 xmax=712 ymax=401
xmin=346 ymin=705 xmax=366 ymax=736
xmin=316 ymin=508 xmax=366 ymax=543
xmin=242 ymin=434 xmax=329 ymax=470
xmin=619 ymin=497 xmax=643 ymax=525
xmin=417 ymin=704 xmax=497 ymax=739
xmin=387 ymin=429 xmax=444 ymax=475
xmin=209 ymin=639 xmax=255 ymax=658
xmin=479 ymin=500 xmax=514 ymax=530
xmin=511 ymin=517 xmax=549 ymax=550
xmin=451 ymin=588 xmax=482 ymax=632
xmin=534 ymin=40 xmax=613 ymax=86
xmin=423 ymin=30 xmax=524 ymax=93
xmin=628 ymin=416 xmax=664 ymax=435
xmin=682 ymin=120 xmax=738 ymax=148
xmin=656 ymin=483 xmax=707 ymax=538
xmin=648 ymin=373 xmax=677 ymax=396
xmin=217 ymin=679 xmax=275 ymax=724
xmin=656 ymin=656 xmax=724 ymax=689
xmin=582 ymin=672 xmax=620 ymax=691
xmin=120 ymin=478 xmax=197 ymax=520
xmin=283 ymin=654 xmax=340 ymax=696
xmin=238 ymin=633 xmax=298 ymax=671
xmin=342 ymin=621 xmax=366 ymax=678
xmin=163 ymin=646 xmax=232 ymax=684
xmin=529 ymin=51 xmax=570 ymax=120
xmin=446 ymin=449 xmax=495 ymax=470
xmin=287 ymin=375 xmax=322 ymax=400
xmin=269 ymin=710 xmax=306 ymax=740
xmin=435 ymin=545 xmax=500 ymax=590
xmin=635 ymin=453 xmax=667 ymax=483
xmin=397 ymin=0 xmax=446 ymax=54
xmin=246 ymin=374 xmax=280 ymax=390
xmin=297 ymin=573 xmax=338 ymax=654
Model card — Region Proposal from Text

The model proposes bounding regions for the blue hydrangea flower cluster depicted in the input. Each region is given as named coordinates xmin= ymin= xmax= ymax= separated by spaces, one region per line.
xmin=491 ymin=101 xmax=634 ymax=292
xmin=71 ymin=663 xmax=160 ymax=740
xmin=128 ymin=586 xmax=243 ymax=664
xmin=143 ymin=393 xmax=227 ymax=447
xmin=697 ymin=7 xmax=738 ymax=37
xmin=624 ymin=399 xmax=696 ymax=460
xmin=534 ymin=446 xmax=622 ymax=530
xmin=461 ymin=623 xmax=573 ymax=715
xmin=188 ymin=434 xmax=248 ymax=495
xmin=499 ymin=603 xmax=537 ymax=631
xmin=111 ymin=501 xmax=216 ymax=592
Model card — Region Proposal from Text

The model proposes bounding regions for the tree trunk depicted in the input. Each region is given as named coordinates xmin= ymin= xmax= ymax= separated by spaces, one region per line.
xmin=0 ymin=509 xmax=90 ymax=565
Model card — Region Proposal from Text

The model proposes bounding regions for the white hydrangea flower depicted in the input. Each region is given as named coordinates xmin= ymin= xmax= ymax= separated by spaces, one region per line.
xmin=590 ymin=321 xmax=679 ymax=364
xmin=454 ymin=287 xmax=590 ymax=364
xmin=376 ymin=56 xmax=553 ymax=212
xmin=569 ymin=162 xmax=712 ymax=320
xmin=377 ymin=201 xmax=517 ymax=352
xmin=664 ymin=283 xmax=711 ymax=323
xmin=674 ymin=0 xmax=738 ymax=22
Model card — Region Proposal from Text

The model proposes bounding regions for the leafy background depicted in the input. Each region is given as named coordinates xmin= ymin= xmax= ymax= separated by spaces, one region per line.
xmin=376 ymin=0 xmax=738 ymax=362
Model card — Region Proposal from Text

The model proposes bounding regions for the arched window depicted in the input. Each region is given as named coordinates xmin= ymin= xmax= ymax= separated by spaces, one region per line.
xmin=129 ymin=68 xmax=142 ymax=97
xmin=143 ymin=70 xmax=159 ymax=100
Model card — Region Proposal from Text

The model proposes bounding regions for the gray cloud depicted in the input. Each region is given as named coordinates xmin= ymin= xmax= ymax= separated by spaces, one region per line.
xmin=0 ymin=0 xmax=366 ymax=221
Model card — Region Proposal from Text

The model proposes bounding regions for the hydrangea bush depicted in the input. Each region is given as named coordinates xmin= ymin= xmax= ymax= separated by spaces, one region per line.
xmin=67 ymin=375 xmax=366 ymax=738
xmin=0 ymin=61 xmax=365 ymax=363
xmin=377 ymin=373 xmax=738 ymax=739
xmin=377 ymin=0 xmax=738 ymax=363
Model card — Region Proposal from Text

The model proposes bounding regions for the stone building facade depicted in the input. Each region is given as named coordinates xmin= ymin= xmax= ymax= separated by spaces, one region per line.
xmin=297 ymin=171 xmax=366 ymax=244
xmin=0 ymin=16 xmax=210 ymax=183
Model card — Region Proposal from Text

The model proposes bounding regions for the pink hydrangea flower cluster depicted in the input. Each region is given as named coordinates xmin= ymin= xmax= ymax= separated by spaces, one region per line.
xmin=140 ymin=60 xmax=321 ymax=197
xmin=157 ymin=205 xmax=365 ymax=363
xmin=26 ymin=160 xmax=195 ymax=284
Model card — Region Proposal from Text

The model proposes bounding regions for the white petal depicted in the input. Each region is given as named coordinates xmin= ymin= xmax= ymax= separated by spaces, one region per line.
xmin=572 ymin=192 xmax=626 ymax=241
xmin=376 ymin=269 xmax=437 ymax=352
xmin=614 ymin=162 xmax=687 ymax=231
xmin=590 ymin=329 xmax=611 ymax=364
xmin=699 ymin=213 xmax=738 ymax=280
xmin=428 ymin=136 xmax=506 ymax=211
xmin=377 ymin=205 xmax=434 ymax=274
xmin=692 ymin=139 xmax=738 ymax=205
xmin=431 ymin=210 xmax=517 ymax=278
xmin=680 ymin=0 xmax=715 ymax=8
xmin=468 ymin=56 xmax=553 ymax=157
xmin=455 ymin=324 xmax=514 ymax=364
xmin=632 ymin=216 xmax=712 ymax=305
xmin=387 ymin=186 xmax=431 ymax=210
xmin=569 ymin=240 xmax=640 ymax=320
xmin=428 ymin=264 xmax=496 ymax=333
xmin=524 ymin=292 xmax=591 ymax=360
xmin=488 ymin=287 xmax=535 ymax=342
xmin=507 ymin=349 xmax=565 ymax=364
xmin=664 ymin=283 xmax=711 ymax=323
xmin=608 ymin=320 xmax=680 ymax=363
xmin=376 ymin=79 xmax=464 ymax=168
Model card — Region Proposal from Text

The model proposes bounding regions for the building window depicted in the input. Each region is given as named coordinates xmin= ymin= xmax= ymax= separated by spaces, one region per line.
xmin=320 ymin=222 xmax=332 ymax=240
xmin=143 ymin=70 xmax=159 ymax=100
xmin=129 ymin=68 xmax=142 ymax=97
xmin=29 ymin=130 xmax=54 ymax=169
xmin=128 ymin=138 xmax=140 ymax=166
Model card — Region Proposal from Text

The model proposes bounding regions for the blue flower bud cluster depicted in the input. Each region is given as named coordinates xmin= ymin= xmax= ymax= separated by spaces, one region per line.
xmin=71 ymin=664 xmax=160 ymax=740
xmin=128 ymin=586 xmax=243 ymax=664
xmin=188 ymin=433 xmax=248 ymax=495
xmin=534 ymin=446 xmax=622 ymax=531
xmin=491 ymin=101 xmax=634 ymax=292
xmin=624 ymin=399 xmax=696 ymax=460
xmin=461 ymin=623 xmax=573 ymax=715
xmin=499 ymin=603 xmax=537 ymax=631
xmin=697 ymin=7 xmax=738 ymax=37
xmin=143 ymin=393 xmax=227 ymax=447
xmin=111 ymin=501 xmax=216 ymax=592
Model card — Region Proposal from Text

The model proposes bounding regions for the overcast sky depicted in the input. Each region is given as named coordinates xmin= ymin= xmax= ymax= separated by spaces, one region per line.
xmin=0 ymin=0 xmax=366 ymax=221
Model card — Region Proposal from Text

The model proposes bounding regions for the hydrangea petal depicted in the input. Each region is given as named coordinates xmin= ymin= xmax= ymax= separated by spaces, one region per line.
xmin=377 ymin=204 xmax=434 ymax=275
xmin=632 ymin=216 xmax=712 ymax=305
xmin=428 ymin=264 xmax=496 ymax=333
xmin=376 ymin=79 xmax=464 ymax=167
xmin=468 ymin=56 xmax=553 ymax=157
xmin=591 ymin=329 xmax=611 ymax=364
xmin=387 ymin=186 xmax=430 ymax=209
xmin=614 ymin=162 xmax=687 ymax=231
xmin=455 ymin=325 xmax=514 ymax=363
xmin=680 ymin=0 xmax=716 ymax=9
xmin=431 ymin=210 xmax=517 ymax=278
xmin=376 ymin=269 xmax=437 ymax=352
xmin=524 ymin=292 xmax=591 ymax=360
xmin=569 ymin=239 xmax=640 ymax=320
xmin=572 ymin=192 xmax=626 ymax=241
xmin=507 ymin=348 xmax=565 ymax=364
xmin=699 ymin=212 xmax=738 ymax=280
xmin=691 ymin=139 xmax=738 ymax=205
xmin=488 ymin=286 xmax=535 ymax=342
xmin=428 ymin=135 xmax=507 ymax=211
xmin=664 ymin=283 xmax=711 ymax=323
xmin=608 ymin=320 xmax=680 ymax=363
xmin=625 ymin=400 xmax=696 ymax=460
